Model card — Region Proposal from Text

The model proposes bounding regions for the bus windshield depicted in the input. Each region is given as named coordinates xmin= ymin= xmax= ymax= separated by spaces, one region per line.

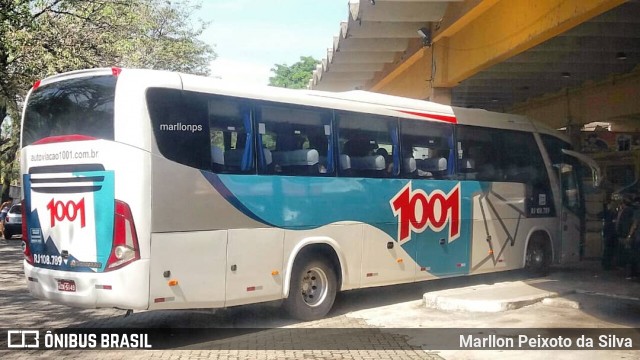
xmin=22 ymin=75 xmax=117 ymax=146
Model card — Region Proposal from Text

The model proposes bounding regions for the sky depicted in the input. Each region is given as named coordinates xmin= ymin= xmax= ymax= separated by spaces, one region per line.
xmin=196 ymin=0 xmax=349 ymax=86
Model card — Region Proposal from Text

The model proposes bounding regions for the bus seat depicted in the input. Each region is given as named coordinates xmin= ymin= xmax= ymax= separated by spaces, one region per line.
xmin=403 ymin=157 xmax=417 ymax=176
xmin=339 ymin=154 xmax=356 ymax=176
xmin=425 ymin=157 xmax=447 ymax=171
xmin=259 ymin=148 xmax=274 ymax=173
xmin=417 ymin=157 xmax=447 ymax=178
xmin=457 ymin=157 xmax=476 ymax=180
xmin=212 ymin=147 xmax=224 ymax=165
xmin=272 ymin=149 xmax=319 ymax=166
xmin=340 ymin=154 xmax=351 ymax=170
xmin=351 ymin=155 xmax=386 ymax=177
xmin=263 ymin=148 xmax=273 ymax=166
xmin=351 ymin=155 xmax=385 ymax=170
xmin=458 ymin=158 xmax=475 ymax=172
xmin=211 ymin=147 xmax=225 ymax=172
xmin=272 ymin=149 xmax=320 ymax=174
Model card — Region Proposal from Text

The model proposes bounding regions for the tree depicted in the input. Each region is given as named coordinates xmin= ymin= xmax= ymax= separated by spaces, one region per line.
xmin=0 ymin=0 xmax=216 ymax=189
xmin=269 ymin=56 xmax=319 ymax=89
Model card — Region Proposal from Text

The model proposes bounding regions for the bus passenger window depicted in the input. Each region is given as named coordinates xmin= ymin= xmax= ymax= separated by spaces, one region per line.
xmin=147 ymin=88 xmax=211 ymax=170
xmin=257 ymin=104 xmax=333 ymax=176
xmin=208 ymin=97 xmax=254 ymax=174
xmin=456 ymin=126 xmax=501 ymax=181
xmin=501 ymin=133 xmax=538 ymax=183
xmin=399 ymin=120 xmax=453 ymax=179
xmin=336 ymin=112 xmax=398 ymax=178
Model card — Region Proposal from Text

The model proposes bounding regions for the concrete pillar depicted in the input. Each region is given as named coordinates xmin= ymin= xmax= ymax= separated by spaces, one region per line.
xmin=565 ymin=119 xmax=584 ymax=150
xmin=430 ymin=87 xmax=452 ymax=105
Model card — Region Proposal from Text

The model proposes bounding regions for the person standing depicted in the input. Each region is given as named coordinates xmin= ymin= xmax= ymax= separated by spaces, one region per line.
xmin=601 ymin=201 xmax=618 ymax=270
xmin=623 ymin=197 xmax=640 ymax=279
xmin=0 ymin=199 xmax=13 ymax=238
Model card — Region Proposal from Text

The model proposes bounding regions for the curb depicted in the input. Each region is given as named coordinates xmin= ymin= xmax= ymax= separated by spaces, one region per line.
xmin=422 ymin=281 xmax=575 ymax=312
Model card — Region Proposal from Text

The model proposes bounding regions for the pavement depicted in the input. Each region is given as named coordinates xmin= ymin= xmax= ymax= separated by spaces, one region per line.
xmin=423 ymin=266 xmax=640 ymax=313
xmin=1 ymin=237 xmax=640 ymax=359
xmin=348 ymin=262 xmax=640 ymax=360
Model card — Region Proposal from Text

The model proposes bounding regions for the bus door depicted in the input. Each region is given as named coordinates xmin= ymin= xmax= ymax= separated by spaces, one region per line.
xmin=558 ymin=150 xmax=600 ymax=262
xmin=558 ymin=162 xmax=582 ymax=262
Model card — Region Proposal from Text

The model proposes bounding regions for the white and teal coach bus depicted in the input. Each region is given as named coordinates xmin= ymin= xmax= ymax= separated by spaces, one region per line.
xmin=19 ymin=68 xmax=598 ymax=320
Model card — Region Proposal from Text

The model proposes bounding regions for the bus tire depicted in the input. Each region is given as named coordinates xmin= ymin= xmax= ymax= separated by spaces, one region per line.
xmin=284 ymin=255 xmax=337 ymax=321
xmin=525 ymin=236 xmax=550 ymax=276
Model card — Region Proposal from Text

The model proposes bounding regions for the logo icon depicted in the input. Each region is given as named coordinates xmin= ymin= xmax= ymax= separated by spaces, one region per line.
xmin=390 ymin=182 xmax=461 ymax=243
xmin=7 ymin=330 xmax=39 ymax=348
xmin=46 ymin=198 xmax=86 ymax=228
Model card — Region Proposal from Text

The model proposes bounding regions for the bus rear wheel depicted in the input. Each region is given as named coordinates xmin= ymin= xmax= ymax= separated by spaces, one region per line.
xmin=284 ymin=256 xmax=337 ymax=321
xmin=525 ymin=236 xmax=550 ymax=276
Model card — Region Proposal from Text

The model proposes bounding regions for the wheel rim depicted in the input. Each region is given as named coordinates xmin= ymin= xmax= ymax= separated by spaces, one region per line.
xmin=527 ymin=244 xmax=544 ymax=268
xmin=300 ymin=266 xmax=328 ymax=307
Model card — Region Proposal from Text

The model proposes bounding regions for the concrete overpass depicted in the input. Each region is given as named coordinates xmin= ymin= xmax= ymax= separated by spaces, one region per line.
xmin=309 ymin=0 xmax=640 ymax=134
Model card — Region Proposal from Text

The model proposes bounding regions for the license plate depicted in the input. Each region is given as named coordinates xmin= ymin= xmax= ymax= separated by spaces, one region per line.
xmin=57 ymin=279 xmax=76 ymax=292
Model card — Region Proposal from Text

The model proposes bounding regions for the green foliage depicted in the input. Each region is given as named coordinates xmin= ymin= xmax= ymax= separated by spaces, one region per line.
xmin=0 ymin=0 xmax=216 ymax=185
xmin=269 ymin=56 xmax=319 ymax=89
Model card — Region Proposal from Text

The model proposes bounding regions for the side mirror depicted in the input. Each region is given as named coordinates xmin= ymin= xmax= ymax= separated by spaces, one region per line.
xmin=561 ymin=149 xmax=601 ymax=188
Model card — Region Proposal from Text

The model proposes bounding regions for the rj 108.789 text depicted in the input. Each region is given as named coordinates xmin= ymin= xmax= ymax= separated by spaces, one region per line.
xmin=33 ymin=254 xmax=62 ymax=266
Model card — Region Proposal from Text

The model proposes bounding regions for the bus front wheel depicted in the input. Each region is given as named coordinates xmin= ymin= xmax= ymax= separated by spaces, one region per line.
xmin=525 ymin=236 xmax=550 ymax=276
xmin=284 ymin=256 xmax=337 ymax=321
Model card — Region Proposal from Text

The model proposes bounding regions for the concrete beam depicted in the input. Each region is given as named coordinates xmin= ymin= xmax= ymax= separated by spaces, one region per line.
xmin=351 ymin=1 xmax=449 ymax=22
xmin=433 ymin=0 xmax=627 ymax=87
xmin=371 ymin=47 xmax=431 ymax=92
xmin=334 ymin=37 xmax=410 ymax=52
xmin=328 ymin=50 xmax=398 ymax=64
xmin=341 ymin=21 xmax=426 ymax=38
xmin=511 ymin=69 xmax=640 ymax=128
xmin=316 ymin=71 xmax=378 ymax=82
xmin=324 ymin=63 xmax=386 ymax=73
xmin=433 ymin=0 xmax=500 ymax=43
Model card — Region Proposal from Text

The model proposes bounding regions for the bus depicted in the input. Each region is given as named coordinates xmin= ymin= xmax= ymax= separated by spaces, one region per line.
xmin=20 ymin=68 xmax=599 ymax=320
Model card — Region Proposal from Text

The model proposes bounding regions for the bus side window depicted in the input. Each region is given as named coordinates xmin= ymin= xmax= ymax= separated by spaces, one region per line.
xmin=148 ymin=88 xmax=211 ymax=170
xmin=456 ymin=126 xmax=501 ymax=182
xmin=399 ymin=120 xmax=453 ymax=179
xmin=208 ymin=97 xmax=254 ymax=174
xmin=500 ymin=131 xmax=544 ymax=183
xmin=502 ymin=131 xmax=554 ymax=217
xmin=500 ymin=131 xmax=547 ymax=186
xmin=336 ymin=112 xmax=398 ymax=178
xmin=257 ymin=103 xmax=333 ymax=176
